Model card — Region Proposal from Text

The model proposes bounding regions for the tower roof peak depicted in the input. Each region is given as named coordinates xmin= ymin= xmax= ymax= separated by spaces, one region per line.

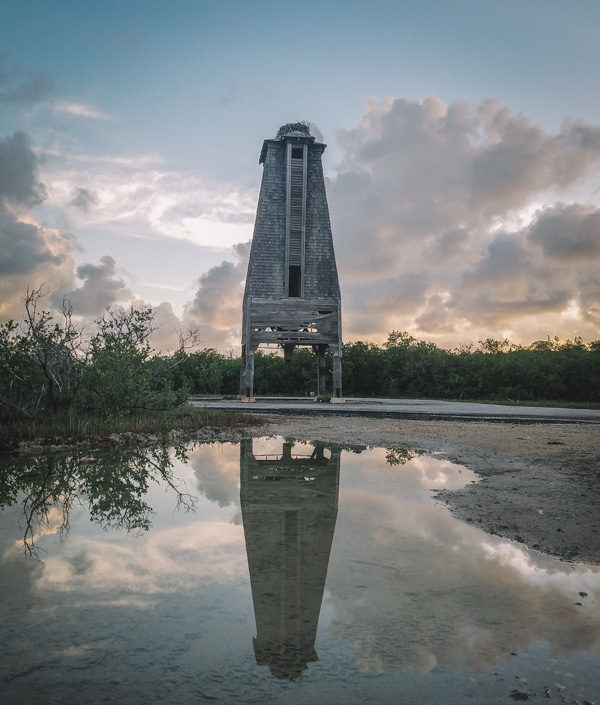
xmin=260 ymin=121 xmax=324 ymax=163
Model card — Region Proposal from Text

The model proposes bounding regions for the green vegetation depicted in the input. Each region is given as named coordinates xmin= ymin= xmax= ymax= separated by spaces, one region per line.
xmin=0 ymin=288 xmax=599 ymax=450
xmin=0 ymin=288 xmax=256 ymax=449
xmin=172 ymin=331 xmax=599 ymax=404
xmin=343 ymin=331 xmax=600 ymax=403
xmin=0 ymin=405 xmax=259 ymax=450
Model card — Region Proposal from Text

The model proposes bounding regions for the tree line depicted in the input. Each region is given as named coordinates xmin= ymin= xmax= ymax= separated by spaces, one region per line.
xmin=172 ymin=330 xmax=599 ymax=403
xmin=0 ymin=292 xmax=599 ymax=433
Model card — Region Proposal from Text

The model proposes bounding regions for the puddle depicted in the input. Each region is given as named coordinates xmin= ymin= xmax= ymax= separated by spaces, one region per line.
xmin=0 ymin=438 xmax=598 ymax=704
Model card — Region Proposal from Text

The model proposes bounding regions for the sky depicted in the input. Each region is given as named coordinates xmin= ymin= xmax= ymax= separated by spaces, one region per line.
xmin=0 ymin=0 xmax=599 ymax=352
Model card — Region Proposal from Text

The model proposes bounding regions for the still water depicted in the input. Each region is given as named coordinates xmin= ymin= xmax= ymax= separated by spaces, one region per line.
xmin=0 ymin=438 xmax=599 ymax=704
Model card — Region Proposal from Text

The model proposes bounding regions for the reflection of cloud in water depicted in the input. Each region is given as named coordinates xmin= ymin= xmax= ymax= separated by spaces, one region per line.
xmin=351 ymin=446 xmax=477 ymax=497
xmin=0 ymin=510 xmax=45 ymax=616
xmin=408 ymin=455 xmax=475 ymax=490
xmin=13 ymin=504 xmax=68 ymax=550
xmin=0 ymin=440 xmax=597 ymax=685
xmin=190 ymin=443 xmax=240 ymax=509
xmin=325 ymin=450 xmax=598 ymax=675
xmin=38 ymin=520 xmax=248 ymax=599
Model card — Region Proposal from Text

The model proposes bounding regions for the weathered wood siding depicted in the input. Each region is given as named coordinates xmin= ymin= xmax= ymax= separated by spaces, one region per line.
xmin=241 ymin=126 xmax=342 ymax=396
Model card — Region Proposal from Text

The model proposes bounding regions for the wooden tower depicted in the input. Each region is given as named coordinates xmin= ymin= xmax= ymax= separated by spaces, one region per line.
xmin=241 ymin=122 xmax=343 ymax=400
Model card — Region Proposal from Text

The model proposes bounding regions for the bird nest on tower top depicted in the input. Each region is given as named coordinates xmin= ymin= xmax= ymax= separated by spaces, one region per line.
xmin=276 ymin=121 xmax=311 ymax=137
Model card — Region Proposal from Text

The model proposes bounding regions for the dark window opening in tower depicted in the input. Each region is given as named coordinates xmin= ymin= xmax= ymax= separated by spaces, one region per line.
xmin=288 ymin=265 xmax=301 ymax=297
xmin=291 ymin=147 xmax=304 ymax=159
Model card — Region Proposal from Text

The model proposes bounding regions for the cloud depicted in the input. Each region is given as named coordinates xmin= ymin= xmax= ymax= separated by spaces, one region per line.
xmin=190 ymin=444 xmax=241 ymax=508
xmin=415 ymin=294 xmax=458 ymax=333
xmin=53 ymin=101 xmax=112 ymax=120
xmin=147 ymin=301 xmax=185 ymax=352
xmin=308 ymin=121 xmax=324 ymax=142
xmin=0 ymin=211 xmax=68 ymax=276
xmin=327 ymin=96 xmax=599 ymax=344
xmin=36 ymin=519 xmax=247 ymax=596
xmin=0 ymin=130 xmax=160 ymax=325
xmin=69 ymin=187 xmax=98 ymax=212
xmin=0 ymin=65 xmax=254 ymax=339
xmin=0 ymin=130 xmax=247 ymax=347
xmin=0 ymin=72 xmax=55 ymax=104
xmin=38 ymin=151 xmax=257 ymax=248
xmin=0 ymin=131 xmax=75 ymax=318
xmin=144 ymin=97 xmax=599 ymax=351
xmin=0 ymin=218 xmax=75 ymax=320
xmin=527 ymin=202 xmax=599 ymax=262
xmin=182 ymin=242 xmax=250 ymax=351
xmin=0 ymin=509 xmax=45 ymax=616
xmin=40 ymin=149 xmax=163 ymax=169
xmin=57 ymin=255 xmax=133 ymax=316
xmin=0 ymin=62 xmax=110 ymax=121
xmin=1 ymin=92 xmax=599 ymax=351
xmin=0 ymin=131 xmax=46 ymax=205
xmin=456 ymin=203 xmax=600 ymax=329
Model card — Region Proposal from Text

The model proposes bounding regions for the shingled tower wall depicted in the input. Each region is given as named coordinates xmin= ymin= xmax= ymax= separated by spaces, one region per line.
xmin=241 ymin=123 xmax=343 ymax=400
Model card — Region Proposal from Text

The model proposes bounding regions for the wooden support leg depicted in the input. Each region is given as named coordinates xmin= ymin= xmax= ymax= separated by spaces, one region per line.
xmin=317 ymin=346 xmax=327 ymax=395
xmin=331 ymin=354 xmax=344 ymax=402
xmin=242 ymin=351 xmax=256 ymax=401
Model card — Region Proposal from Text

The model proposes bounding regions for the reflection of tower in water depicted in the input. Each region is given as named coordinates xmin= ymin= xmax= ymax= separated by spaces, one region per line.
xmin=240 ymin=439 xmax=340 ymax=679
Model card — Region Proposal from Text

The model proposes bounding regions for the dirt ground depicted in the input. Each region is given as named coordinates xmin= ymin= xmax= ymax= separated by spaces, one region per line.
xmin=241 ymin=414 xmax=600 ymax=565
